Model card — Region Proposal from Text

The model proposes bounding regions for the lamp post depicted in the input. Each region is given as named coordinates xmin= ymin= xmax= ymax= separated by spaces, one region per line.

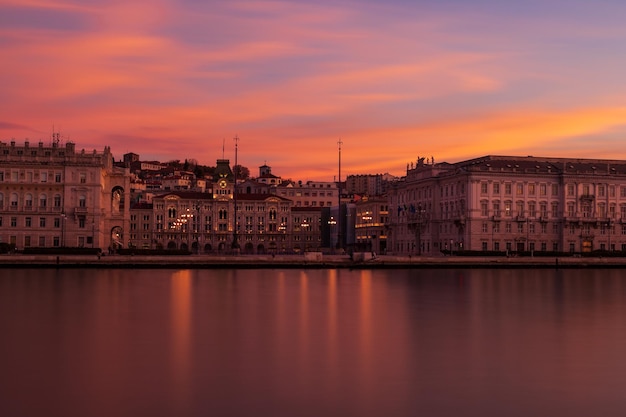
xmin=362 ymin=213 xmax=372 ymax=252
xmin=328 ymin=216 xmax=336 ymax=253
xmin=337 ymin=139 xmax=342 ymax=252
xmin=181 ymin=209 xmax=193 ymax=252
xmin=194 ymin=202 xmax=201 ymax=254
xmin=61 ymin=211 xmax=66 ymax=247
xmin=232 ymin=135 xmax=240 ymax=252
xmin=301 ymin=219 xmax=310 ymax=253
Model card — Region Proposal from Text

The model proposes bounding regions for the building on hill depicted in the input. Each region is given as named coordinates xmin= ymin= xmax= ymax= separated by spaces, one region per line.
xmin=345 ymin=174 xmax=384 ymax=196
xmin=274 ymin=180 xmax=338 ymax=208
xmin=0 ymin=139 xmax=131 ymax=251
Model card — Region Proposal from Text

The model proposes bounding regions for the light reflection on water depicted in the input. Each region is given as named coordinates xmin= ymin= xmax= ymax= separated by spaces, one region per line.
xmin=1 ymin=268 xmax=626 ymax=417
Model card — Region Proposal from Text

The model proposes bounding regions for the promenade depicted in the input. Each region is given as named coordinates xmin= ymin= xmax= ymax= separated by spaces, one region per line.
xmin=1 ymin=253 xmax=626 ymax=268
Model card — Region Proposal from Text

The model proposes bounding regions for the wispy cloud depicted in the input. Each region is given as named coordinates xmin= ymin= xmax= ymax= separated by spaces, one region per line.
xmin=1 ymin=0 xmax=626 ymax=179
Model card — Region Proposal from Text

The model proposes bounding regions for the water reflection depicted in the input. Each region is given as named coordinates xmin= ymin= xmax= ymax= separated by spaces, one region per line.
xmin=1 ymin=269 xmax=626 ymax=416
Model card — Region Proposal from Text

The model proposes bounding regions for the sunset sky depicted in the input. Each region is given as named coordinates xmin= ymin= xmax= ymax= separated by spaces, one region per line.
xmin=2 ymin=0 xmax=626 ymax=180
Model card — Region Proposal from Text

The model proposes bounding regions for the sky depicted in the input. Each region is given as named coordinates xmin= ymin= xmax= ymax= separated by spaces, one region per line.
xmin=2 ymin=0 xmax=626 ymax=181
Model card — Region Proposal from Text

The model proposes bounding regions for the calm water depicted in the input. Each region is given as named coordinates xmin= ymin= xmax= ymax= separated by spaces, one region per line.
xmin=1 ymin=268 xmax=626 ymax=417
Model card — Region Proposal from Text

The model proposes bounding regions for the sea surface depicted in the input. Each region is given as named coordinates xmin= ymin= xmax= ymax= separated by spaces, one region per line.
xmin=1 ymin=268 xmax=626 ymax=417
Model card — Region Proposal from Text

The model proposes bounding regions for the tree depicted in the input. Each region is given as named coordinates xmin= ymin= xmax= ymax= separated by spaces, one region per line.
xmin=233 ymin=165 xmax=250 ymax=180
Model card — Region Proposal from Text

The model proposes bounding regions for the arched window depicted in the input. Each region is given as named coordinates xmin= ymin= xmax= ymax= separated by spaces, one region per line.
xmin=111 ymin=188 xmax=123 ymax=214
xmin=25 ymin=193 xmax=33 ymax=208
xmin=79 ymin=195 xmax=86 ymax=207
xmin=10 ymin=193 xmax=18 ymax=208
xmin=39 ymin=193 xmax=47 ymax=208
xmin=168 ymin=207 xmax=177 ymax=219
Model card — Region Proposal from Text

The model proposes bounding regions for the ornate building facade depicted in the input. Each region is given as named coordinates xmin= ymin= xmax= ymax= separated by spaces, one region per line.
xmin=388 ymin=155 xmax=626 ymax=255
xmin=0 ymin=139 xmax=130 ymax=250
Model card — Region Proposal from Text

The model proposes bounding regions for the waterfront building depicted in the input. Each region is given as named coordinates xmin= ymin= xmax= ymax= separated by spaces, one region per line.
xmin=274 ymin=180 xmax=338 ymax=208
xmin=354 ymin=196 xmax=389 ymax=254
xmin=0 ymin=139 xmax=131 ymax=250
xmin=388 ymin=155 xmax=626 ymax=255
xmin=134 ymin=158 xmax=296 ymax=253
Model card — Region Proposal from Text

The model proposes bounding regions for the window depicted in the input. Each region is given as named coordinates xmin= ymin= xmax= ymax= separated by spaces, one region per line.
xmin=79 ymin=216 xmax=86 ymax=228
xmin=552 ymin=202 xmax=559 ymax=218
xmin=493 ymin=183 xmax=500 ymax=194
xmin=41 ymin=172 xmax=47 ymax=183
xmin=80 ymin=173 xmax=86 ymax=184
xmin=79 ymin=195 xmax=86 ymax=207
xmin=11 ymin=217 xmax=17 ymax=227
xmin=55 ymin=173 xmax=62 ymax=183
xmin=480 ymin=183 xmax=488 ymax=194
xmin=505 ymin=183 xmax=512 ymax=195
xmin=39 ymin=217 xmax=46 ymax=227
xmin=493 ymin=201 xmax=500 ymax=217
xmin=481 ymin=201 xmax=488 ymax=216
xmin=567 ymin=184 xmax=575 ymax=196
xmin=528 ymin=184 xmax=535 ymax=195
xmin=25 ymin=217 xmax=32 ymax=227
xmin=482 ymin=222 xmax=488 ymax=233
xmin=516 ymin=183 xmax=523 ymax=195
xmin=39 ymin=194 xmax=47 ymax=208
xmin=551 ymin=184 xmax=558 ymax=196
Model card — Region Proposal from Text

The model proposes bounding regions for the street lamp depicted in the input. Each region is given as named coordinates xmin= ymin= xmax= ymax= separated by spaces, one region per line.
xmin=301 ymin=219 xmax=310 ymax=253
xmin=189 ymin=202 xmax=201 ymax=254
xmin=61 ymin=211 xmax=66 ymax=247
xmin=362 ymin=213 xmax=372 ymax=252
xmin=181 ymin=208 xmax=193 ymax=252
xmin=328 ymin=216 xmax=336 ymax=253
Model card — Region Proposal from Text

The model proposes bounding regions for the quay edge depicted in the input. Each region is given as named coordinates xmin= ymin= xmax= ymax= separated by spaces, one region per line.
xmin=1 ymin=254 xmax=626 ymax=269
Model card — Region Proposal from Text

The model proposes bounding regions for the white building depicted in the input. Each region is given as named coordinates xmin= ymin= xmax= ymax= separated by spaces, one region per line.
xmin=388 ymin=155 xmax=626 ymax=256
xmin=0 ymin=139 xmax=131 ymax=251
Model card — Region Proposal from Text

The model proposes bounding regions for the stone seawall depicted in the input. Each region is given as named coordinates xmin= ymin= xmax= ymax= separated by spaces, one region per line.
xmin=1 ymin=254 xmax=626 ymax=269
